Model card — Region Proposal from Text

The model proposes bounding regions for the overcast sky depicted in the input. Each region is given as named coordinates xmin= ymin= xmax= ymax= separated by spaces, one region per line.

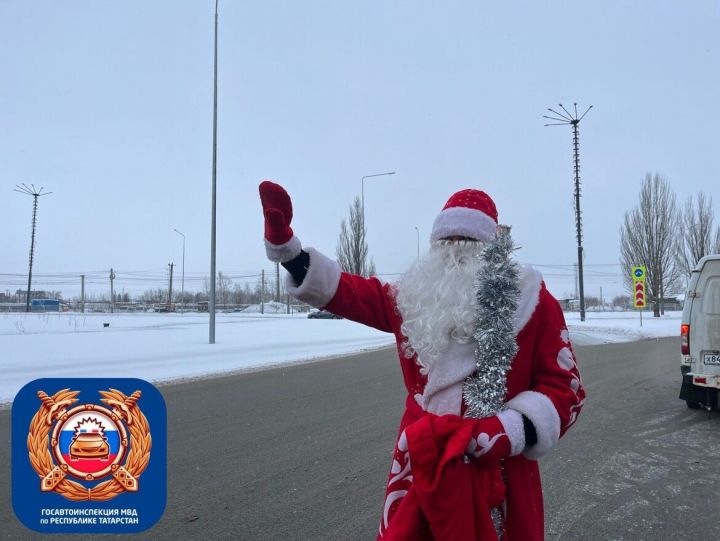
xmin=2 ymin=1 xmax=719 ymax=300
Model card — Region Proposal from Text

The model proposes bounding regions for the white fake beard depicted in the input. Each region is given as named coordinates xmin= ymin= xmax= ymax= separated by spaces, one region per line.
xmin=395 ymin=240 xmax=484 ymax=374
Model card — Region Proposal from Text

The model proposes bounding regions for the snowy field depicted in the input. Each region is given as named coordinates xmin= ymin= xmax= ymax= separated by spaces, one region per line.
xmin=0 ymin=309 xmax=681 ymax=405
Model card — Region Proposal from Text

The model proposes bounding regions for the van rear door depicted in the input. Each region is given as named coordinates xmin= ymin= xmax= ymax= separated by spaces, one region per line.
xmin=691 ymin=258 xmax=720 ymax=378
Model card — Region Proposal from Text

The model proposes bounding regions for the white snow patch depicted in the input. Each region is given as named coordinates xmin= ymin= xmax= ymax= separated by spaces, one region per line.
xmin=565 ymin=311 xmax=680 ymax=346
xmin=0 ymin=311 xmax=395 ymax=404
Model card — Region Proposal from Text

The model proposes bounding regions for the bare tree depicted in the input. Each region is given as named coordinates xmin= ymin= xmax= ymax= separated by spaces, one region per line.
xmin=217 ymin=272 xmax=232 ymax=307
xmin=336 ymin=196 xmax=374 ymax=276
xmin=675 ymin=192 xmax=720 ymax=284
xmin=203 ymin=272 xmax=233 ymax=307
xmin=612 ymin=295 xmax=631 ymax=308
xmin=620 ymin=173 xmax=679 ymax=317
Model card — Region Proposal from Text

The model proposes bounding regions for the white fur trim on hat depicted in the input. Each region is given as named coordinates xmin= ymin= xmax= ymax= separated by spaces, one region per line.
xmin=285 ymin=247 xmax=341 ymax=308
xmin=497 ymin=408 xmax=526 ymax=457
xmin=505 ymin=390 xmax=561 ymax=460
xmin=430 ymin=206 xmax=498 ymax=242
xmin=265 ymin=236 xmax=302 ymax=263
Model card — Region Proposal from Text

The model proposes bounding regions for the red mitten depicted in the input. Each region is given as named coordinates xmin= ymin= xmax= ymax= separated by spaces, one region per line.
xmin=463 ymin=415 xmax=512 ymax=464
xmin=405 ymin=412 xmax=519 ymax=492
xmin=259 ymin=180 xmax=294 ymax=245
xmin=259 ymin=180 xmax=302 ymax=262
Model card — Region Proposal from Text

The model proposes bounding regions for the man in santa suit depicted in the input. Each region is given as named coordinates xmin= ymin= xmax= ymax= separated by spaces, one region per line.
xmin=259 ymin=181 xmax=585 ymax=541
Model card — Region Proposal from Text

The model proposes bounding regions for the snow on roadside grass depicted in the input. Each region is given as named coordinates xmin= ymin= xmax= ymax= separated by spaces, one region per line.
xmin=1 ymin=310 xmax=681 ymax=404
xmin=565 ymin=310 xmax=681 ymax=345
xmin=0 ymin=311 xmax=395 ymax=404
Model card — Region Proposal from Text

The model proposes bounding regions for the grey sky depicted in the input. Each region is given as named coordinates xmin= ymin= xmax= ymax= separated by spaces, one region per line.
xmin=2 ymin=1 xmax=719 ymax=300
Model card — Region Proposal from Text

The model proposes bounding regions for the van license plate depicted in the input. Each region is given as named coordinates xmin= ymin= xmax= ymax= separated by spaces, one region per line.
xmin=704 ymin=353 xmax=720 ymax=365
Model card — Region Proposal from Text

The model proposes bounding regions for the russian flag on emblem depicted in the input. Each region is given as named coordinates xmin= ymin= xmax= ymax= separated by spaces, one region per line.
xmin=58 ymin=411 xmax=122 ymax=475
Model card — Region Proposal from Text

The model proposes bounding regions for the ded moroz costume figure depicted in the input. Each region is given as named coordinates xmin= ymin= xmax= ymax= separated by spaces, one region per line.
xmin=259 ymin=180 xmax=585 ymax=541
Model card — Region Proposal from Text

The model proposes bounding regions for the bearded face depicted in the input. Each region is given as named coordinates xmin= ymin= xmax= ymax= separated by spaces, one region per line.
xmin=394 ymin=239 xmax=484 ymax=374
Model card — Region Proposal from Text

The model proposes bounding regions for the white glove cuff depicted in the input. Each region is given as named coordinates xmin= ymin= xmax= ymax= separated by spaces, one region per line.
xmin=265 ymin=236 xmax=302 ymax=263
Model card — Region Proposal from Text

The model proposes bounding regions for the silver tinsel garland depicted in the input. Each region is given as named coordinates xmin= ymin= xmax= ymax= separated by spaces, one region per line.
xmin=463 ymin=226 xmax=520 ymax=420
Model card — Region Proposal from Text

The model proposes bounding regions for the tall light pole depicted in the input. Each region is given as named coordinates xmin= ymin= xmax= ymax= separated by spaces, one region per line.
xmin=14 ymin=184 xmax=52 ymax=312
xmin=414 ymin=226 xmax=420 ymax=260
xmin=544 ymin=102 xmax=593 ymax=322
xmin=174 ymin=228 xmax=185 ymax=312
xmin=209 ymin=0 xmax=219 ymax=343
xmin=361 ymin=171 xmax=395 ymax=226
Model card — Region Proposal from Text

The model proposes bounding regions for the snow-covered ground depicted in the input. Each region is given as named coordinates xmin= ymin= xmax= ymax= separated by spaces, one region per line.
xmin=0 ymin=310 xmax=681 ymax=404
xmin=566 ymin=310 xmax=681 ymax=346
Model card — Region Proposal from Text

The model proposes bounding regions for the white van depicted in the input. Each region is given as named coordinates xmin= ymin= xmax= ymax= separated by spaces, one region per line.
xmin=679 ymin=254 xmax=720 ymax=409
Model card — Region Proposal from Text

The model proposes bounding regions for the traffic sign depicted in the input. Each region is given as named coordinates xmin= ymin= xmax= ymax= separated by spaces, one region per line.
xmin=631 ymin=265 xmax=646 ymax=308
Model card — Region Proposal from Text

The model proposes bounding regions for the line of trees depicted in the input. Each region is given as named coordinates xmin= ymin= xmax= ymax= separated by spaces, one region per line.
xmin=620 ymin=172 xmax=720 ymax=317
xmin=70 ymin=271 xmax=286 ymax=306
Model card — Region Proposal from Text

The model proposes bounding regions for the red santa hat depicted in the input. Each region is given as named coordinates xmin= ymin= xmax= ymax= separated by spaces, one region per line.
xmin=430 ymin=189 xmax=499 ymax=243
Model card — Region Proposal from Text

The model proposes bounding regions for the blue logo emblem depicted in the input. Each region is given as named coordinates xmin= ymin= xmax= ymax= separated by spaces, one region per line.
xmin=12 ymin=378 xmax=166 ymax=533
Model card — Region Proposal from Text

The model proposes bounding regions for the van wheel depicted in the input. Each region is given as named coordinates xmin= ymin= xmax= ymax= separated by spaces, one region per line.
xmin=686 ymin=399 xmax=703 ymax=410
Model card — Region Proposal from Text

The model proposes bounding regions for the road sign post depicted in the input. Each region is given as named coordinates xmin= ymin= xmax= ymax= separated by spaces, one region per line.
xmin=632 ymin=266 xmax=646 ymax=327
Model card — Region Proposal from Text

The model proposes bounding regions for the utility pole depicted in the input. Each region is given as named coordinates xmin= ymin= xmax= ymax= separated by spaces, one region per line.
xmin=275 ymin=262 xmax=280 ymax=302
xmin=110 ymin=268 xmax=116 ymax=313
xmin=209 ymin=0 xmax=219 ymax=344
xmin=544 ymin=102 xmax=593 ymax=322
xmin=14 ymin=184 xmax=52 ymax=312
xmin=168 ymin=263 xmax=175 ymax=306
xmin=574 ymin=263 xmax=579 ymax=301
xmin=261 ymin=269 xmax=265 ymax=314
xmin=81 ymin=274 xmax=85 ymax=313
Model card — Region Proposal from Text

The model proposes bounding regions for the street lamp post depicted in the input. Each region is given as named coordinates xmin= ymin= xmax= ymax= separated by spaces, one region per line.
xmin=361 ymin=171 xmax=395 ymax=225
xmin=174 ymin=229 xmax=185 ymax=312
xmin=414 ymin=226 xmax=420 ymax=260
xmin=209 ymin=0 xmax=219 ymax=343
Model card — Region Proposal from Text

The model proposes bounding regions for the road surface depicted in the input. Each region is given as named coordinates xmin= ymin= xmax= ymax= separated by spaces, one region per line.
xmin=1 ymin=337 xmax=718 ymax=540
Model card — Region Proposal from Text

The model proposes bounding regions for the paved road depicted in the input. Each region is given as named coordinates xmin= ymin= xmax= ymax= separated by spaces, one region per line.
xmin=2 ymin=337 xmax=718 ymax=540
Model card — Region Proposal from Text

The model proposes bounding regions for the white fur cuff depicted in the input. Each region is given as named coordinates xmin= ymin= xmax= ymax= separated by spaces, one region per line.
xmin=505 ymin=390 xmax=561 ymax=460
xmin=285 ymin=247 xmax=341 ymax=308
xmin=497 ymin=408 xmax=526 ymax=457
xmin=265 ymin=236 xmax=302 ymax=263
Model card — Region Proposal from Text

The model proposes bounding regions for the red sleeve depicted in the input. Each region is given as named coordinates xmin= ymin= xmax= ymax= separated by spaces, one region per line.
xmin=282 ymin=247 xmax=399 ymax=334
xmin=531 ymin=288 xmax=585 ymax=436
xmin=324 ymin=272 xmax=400 ymax=334
xmin=505 ymin=286 xmax=585 ymax=459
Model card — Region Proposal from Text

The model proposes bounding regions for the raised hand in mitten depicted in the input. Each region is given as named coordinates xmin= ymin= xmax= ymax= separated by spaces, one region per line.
xmin=259 ymin=180 xmax=302 ymax=262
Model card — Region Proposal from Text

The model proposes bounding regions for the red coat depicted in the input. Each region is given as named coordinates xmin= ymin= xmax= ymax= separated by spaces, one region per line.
xmin=288 ymin=248 xmax=585 ymax=541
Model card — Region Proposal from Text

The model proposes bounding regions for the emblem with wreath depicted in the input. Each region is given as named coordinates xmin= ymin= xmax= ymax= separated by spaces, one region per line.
xmin=27 ymin=388 xmax=151 ymax=501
